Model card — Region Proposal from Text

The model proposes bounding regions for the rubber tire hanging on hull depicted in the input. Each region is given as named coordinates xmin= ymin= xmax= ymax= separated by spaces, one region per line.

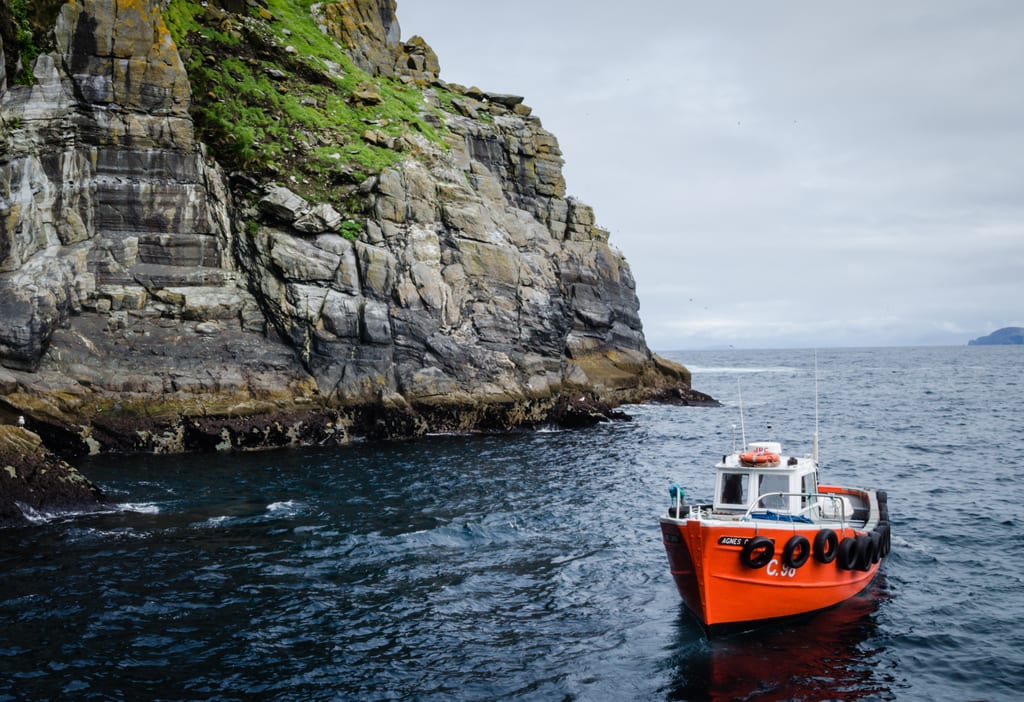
xmin=874 ymin=522 xmax=891 ymax=558
xmin=837 ymin=536 xmax=859 ymax=571
xmin=869 ymin=532 xmax=883 ymax=564
xmin=855 ymin=534 xmax=874 ymax=571
xmin=740 ymin=536 xmax=774 ymax=569
xmin=782 ymin=535 xmax=811 ymax=569
xmin=813 ymin=529 xmax=839 ymax=564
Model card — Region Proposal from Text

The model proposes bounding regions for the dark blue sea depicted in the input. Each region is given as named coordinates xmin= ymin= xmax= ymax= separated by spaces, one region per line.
xmin=2 ymin=346 xmax=1022 ymax=701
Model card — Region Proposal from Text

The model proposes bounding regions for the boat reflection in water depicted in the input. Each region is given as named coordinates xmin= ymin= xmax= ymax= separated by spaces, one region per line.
xmin=664 ymin=575 xmax=892 ymax=701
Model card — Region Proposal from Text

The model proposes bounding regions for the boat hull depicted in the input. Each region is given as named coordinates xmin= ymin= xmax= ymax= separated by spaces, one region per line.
xmin=660 ymin=518 xmax=885 ymax=628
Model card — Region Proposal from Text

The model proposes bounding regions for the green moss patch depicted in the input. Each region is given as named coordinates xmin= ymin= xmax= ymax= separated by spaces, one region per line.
xmin=165 ymin=0 xmax=448 ymax=210
xmin=0 ymin=0 xmax=63 ymax=85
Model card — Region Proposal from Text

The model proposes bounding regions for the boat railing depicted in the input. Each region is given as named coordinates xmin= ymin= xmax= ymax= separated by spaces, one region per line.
xmin=742 ymin=492 xmax=848 ymax=529
xmin=665 ymin=501 xmax=713 ymax=520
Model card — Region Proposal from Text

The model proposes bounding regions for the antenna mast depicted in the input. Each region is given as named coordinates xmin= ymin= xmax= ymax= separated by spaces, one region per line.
xmin=737 ymin=379 xmax=747 ymax=450
xmin=813 ymin=351 xmax=820 ymax=464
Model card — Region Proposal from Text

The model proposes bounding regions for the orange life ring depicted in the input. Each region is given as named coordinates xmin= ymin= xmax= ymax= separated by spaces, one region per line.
xmin=739 ymin=450 xmax=781 ymax=466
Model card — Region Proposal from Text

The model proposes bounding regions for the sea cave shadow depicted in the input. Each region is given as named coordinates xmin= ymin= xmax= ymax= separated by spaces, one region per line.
xmin=661 ymin=575 xmax=892 ymax=702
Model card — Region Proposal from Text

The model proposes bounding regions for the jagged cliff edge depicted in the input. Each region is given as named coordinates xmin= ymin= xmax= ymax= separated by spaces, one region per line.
xmin=0 ymin=0 xmax=709 ymax=499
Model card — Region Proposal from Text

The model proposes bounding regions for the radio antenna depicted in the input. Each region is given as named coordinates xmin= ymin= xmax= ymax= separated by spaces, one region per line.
xmin=737 ymin=379 xmax=747 ymax=450
xmin=813 ymin=351 xmax=820 ymax=464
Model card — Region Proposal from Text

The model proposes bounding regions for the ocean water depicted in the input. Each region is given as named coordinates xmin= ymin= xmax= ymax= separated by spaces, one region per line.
xmin=1 ymin=346 xmax=1022 ymax=701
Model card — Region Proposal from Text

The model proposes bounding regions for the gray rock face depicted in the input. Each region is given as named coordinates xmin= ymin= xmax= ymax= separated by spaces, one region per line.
xmin=0 ymin=0 xmax=702 ymax=459
xmin=0 ymin=0 xmax=230 ymax=372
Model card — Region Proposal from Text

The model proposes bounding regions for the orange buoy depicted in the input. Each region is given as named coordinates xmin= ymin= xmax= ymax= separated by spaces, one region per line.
xmin=739 ymin=450 xmax=781 ymax=466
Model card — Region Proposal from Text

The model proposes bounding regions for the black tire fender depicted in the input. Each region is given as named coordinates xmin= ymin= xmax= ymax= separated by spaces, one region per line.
xmin=877 ymin=523 xmax=891 ymax=557
xmin=782 ymin=534 xmax=811 ymax=569
xmin=869 ymin=531 xmax=883 ymax=564
xmin=740 ymin=536 xmax=774 ymax=569
xmin=837 ymin=536 xmax=859 ymax=570
xmin=813 ymin=529 xmax=839 ymax=564
xmin=855 ymin=534 xmax=874 ymax=571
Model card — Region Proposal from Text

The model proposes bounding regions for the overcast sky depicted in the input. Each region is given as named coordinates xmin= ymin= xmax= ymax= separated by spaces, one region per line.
xmin=398 ymin=1 xmax=1024 ymax=350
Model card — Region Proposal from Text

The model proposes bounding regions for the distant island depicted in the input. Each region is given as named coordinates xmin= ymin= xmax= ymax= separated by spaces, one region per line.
xmin=968 ymin=327 xmax=1024 ymax=345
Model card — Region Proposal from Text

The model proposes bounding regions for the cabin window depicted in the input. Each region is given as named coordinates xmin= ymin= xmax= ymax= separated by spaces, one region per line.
xmin=757 ymin=474 xmax=788 ymax=509
xmin=720 ymin=473 xmax=748 ymax=505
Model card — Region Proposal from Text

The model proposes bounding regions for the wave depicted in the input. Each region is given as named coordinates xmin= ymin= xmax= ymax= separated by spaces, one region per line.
xmin=399 ymin=516 xmax=526 ymax=550
xmin=15 ymin=500 xmax=160 ymax=525
xmin=266 ymin=500 xmax=305 ymax=515
xmin=115 ymin=502 xmax=161 ymax=514
xmin=15 ymin=501 xmax=69 ymax=525
xmin=187 ymin=500 xmax=307 ymax=529
xmin=191 ymin=515 xmax=233 ymax=529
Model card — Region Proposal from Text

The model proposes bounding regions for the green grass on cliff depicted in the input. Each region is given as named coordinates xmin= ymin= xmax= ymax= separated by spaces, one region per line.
xmin=164 ymin=0 xmax=445 ymax=208
xmin=5 ymin=0 xmax=40 ymax=85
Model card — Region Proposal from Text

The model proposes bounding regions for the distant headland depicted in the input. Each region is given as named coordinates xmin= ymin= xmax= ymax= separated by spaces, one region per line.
xmin=968 ymin=327 xmax=1024 ymax=346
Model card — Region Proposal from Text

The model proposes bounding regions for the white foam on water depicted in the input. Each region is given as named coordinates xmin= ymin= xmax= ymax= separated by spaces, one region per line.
xmin=266 ymin=500 xmax=305 ymax=515
xmin=114 ymin=502 xmax=161 ymax=514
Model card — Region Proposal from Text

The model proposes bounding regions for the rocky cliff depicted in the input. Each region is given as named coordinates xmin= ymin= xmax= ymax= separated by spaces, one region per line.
xmin=0 ymin=423 xmax=106 ymax=527
xmin=0 ymin=0 xmax=705 ymax=475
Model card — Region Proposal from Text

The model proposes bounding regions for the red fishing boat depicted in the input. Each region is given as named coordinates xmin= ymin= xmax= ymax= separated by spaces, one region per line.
xmin=659 ymin=434 xmax=890 ymax=630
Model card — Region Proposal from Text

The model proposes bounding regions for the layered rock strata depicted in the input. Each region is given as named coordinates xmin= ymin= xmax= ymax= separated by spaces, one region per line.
xmin=0 ymin=0 xmax=708 ymax=484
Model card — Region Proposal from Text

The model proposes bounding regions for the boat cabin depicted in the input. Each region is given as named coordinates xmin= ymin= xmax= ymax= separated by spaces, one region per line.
xmin=713 ymin=441 xmax=819 ymax=516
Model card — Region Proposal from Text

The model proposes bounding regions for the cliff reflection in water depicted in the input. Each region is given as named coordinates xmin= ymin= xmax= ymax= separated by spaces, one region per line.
xmin=666 ymin=576 xmax=892 ymax=701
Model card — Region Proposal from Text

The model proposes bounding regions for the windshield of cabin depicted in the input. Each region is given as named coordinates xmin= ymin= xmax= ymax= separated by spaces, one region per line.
xmin=720 ymin=473 xmax=748 ymax=506
xmin=758 ymin=473 xmax=788 ymax=509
